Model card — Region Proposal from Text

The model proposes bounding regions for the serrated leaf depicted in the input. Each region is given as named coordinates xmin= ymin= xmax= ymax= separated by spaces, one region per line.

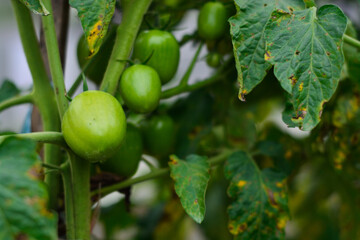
xmin=229 ymin=0 xmax=304 ymax=100
xmin=18 ymin=0 xmax=49 ymax=15
xmin=264 ymin=5 xmax=347 ymax=130
xmin=0 ymin=137 xmax=57 ymax=240
xmin=0 ymin=80 xmax=20 ymax=103
xmin=224 ymin=151 xmax=289 ymax=240
xmin=169 ymin=155 xmax=210 ymax=223
xmin=70 ymin=0 xmax=116 ymax=56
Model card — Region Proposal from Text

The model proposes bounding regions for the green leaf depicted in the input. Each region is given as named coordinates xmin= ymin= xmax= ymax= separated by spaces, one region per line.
xmin=303 ymin=0 xmax=316 ymax=8
xmin=224 ymin=151 xmax=289 ymax=240
xmin=169 ymin=155 xmax=210 ymax=223
xmin=18 ymin=0 xmax=49 ymax=15
xmin=229 ymin=0 xmax=304 ymax=100
xmin=0 ymin=80 xmax=20 ymax=103
xmin=343 ymin=22 xmax=360 ymax=84
xmin=264 ymin=5 xmax=347 ymax=130
xmin=69 ymin=0 xmax=116 ymax=56
xmin=0 ymin=137 xmax=57 ymax=240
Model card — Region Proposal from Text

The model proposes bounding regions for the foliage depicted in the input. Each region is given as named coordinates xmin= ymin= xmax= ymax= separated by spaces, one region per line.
xmin=1 ymin=0 xmax=360 ymax=239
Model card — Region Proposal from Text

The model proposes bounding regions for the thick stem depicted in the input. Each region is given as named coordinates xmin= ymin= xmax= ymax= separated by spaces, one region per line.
xmin=41 ymin=0 xmax=68 ymax=118
xmin=344 ymin=34 xmax=360 ymax=49
xmin=69 ymin=154 xmax=91 ymax=240
xmin=0 ymin=132 xmax=65 ymax=146
xmin=0 ymin=94 xmax=33 ymax=112
xmin=61 ymin=161 xmax=75 ymax=240
xmin=11 ymin=0 xmax=62 ymax=210
xmin=91 ymin=150 xmax=234 ymax=197
xmin=100 ymin=0 xmax=152 ymax=94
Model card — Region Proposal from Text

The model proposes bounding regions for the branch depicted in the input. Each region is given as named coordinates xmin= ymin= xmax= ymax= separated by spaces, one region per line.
xmin=0 ymin=94 xmax=33 ymax=112
xmin=161 ymin=58 xmax=234 ymax=99
xmin=91 ymin=150 xmax=234 ymax=198
xmin=41 ymin=0 xmax=68 ymax=118
xmin=344 ymin=34 xmax=360 ymax=49
xmin=100 ymin=0 xmax=153 ymax=94
xmin=179 ymin=42 xmax=203 ymax=87
xmin=0 ymin=132 xmax=66 ymax=147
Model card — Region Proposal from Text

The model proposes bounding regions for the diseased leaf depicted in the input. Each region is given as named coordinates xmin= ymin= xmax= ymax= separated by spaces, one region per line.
xmin=18 ymin=0 xmax=49 ymax=15
xmin=229 ymin=0 xmax=304 ymax=100
xmin=264 ymin=5 xmax=347 ymax=130
xmin=169 ymin=155 xmax=210 ymax=223
xmin=0 ymin=137 xmax=57 ymax=240
xmin=69 ymin=0 xmax=116 ymax=56
xmin=0 ymin=80 xmax=20 ymax=103
xmin=224 ymin=151 xmax=289 ymax=240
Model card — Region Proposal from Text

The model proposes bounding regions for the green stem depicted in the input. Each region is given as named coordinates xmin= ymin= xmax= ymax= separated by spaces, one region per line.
xmin=161 ymin=58 xmax=233 ymax=99
xmin=0 ymin=93 xmax=33 ymax=112
xmin=0 ymin=132 xmax=66 ymax=146
xmin=100 ymin=0 xmax=152 ymax=94
xmin=69 ymin=154 xmax=91 ymax=240
xmin=61 ymin=161 xmax=75 ymax=240
xmin=179 ymin=42 xmax=203 ymax=87
xmin=41 ymin=0 xmax=68 ymax=118
xmin=91 ymin=150 xmax=234 ymax=197
xmin=11 ymin=0 xmax=62 ymax=210
xmin=344 ymin=34 xmax=360 ymax=49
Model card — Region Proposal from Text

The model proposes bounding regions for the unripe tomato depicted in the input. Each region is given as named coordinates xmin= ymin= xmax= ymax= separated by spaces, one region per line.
xmin=62 ymin=90 xmax=126 ymax=162
xmin=132 ymin=30 xmax=180 ymax=84
xmin=198 ymin=2 xmax=227 ymax=40
xmin=206 ymin=52 xmax=222 ymax=68
xmin=76 ymin=29 xmax=116 ymax=85
xmin=120 ymin=64 xmax=161 ymax=113
xmin=142 ymin=114 xmax=175 ymax=156
xmin=100 ymin=124 xmax=143 ymax=178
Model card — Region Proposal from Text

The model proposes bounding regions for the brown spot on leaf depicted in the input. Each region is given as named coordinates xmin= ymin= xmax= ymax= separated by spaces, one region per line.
xmin=300 ymin=16 xmax=305 ymax=20
xmin=295 ymin=50 xmax=300 ymax=55
xmin=326 ymin=52 xmax=331 ymax=56
xmin=289 ymin=74 xmax=297 ymax=86
xmin=264 ymin=4 xmax=267 ymax=7
xmin=288 ymin=7 xmax=294 ymax=12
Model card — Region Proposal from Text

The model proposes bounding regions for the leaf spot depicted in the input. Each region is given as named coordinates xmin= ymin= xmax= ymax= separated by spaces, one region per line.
xmin=264 ymin=51 xmax=273 ymax=61
xmin=295 ymin=50 xmax=300 ymax=55
xmin=289 ymin=74 xmax=297 ymax=86
xmin=299 ymin=82 xmax=304 ymax=91
xmin=237 ymin=180 xmax=247 ymax=188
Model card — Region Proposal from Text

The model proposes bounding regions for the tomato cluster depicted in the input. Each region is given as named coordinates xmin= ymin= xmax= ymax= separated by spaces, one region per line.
xmin=66 ymin=1 xmax=231 ymax=177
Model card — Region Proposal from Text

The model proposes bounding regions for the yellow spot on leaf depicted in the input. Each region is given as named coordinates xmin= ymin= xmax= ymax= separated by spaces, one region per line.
xmin=238 ymin=89 xmax=247 ymax=101
xmin=299 ymin=82 xmax=304 ymax=91
xmin=277 ymin=215 xmax=289 ymax=229
xmin=237 ymin=180 xmax=247 ymax=188
xmin=229 ymin=221 xmax=248 ymax=235
xmin=264 ymin=51 xmax=273 ymax=61
xmin=87 ymin=20 xmax=104 ymax=55
xmin=169 ymin=155 xmax=178 ymax=165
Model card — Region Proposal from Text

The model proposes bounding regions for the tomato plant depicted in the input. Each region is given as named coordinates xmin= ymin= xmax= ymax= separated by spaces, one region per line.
xmin=119 ymin=64 xmax=161 ymax=113
xmin=62 ymin=90 xmax=126 ymax=161
xmin=198 ymin=2 xmax=228 ymax=40
xmin=142 ymin=114 xmax=176 ymax=157
xmin=100 ymin=124 xmax=143 ymax=178
xmin=132 ymin=29 xmax=180 ymax=84
xmin=2 ymin=0 xmax=360 ymax=239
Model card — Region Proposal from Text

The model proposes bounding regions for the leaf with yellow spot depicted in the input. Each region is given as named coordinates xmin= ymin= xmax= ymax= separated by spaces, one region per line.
xmin=225 ymin=151 xmax=289 ymax=240
xmin=70 ymin=0 xmax=116 ymax=56
xmin=229 ymin=0 xmax=304 ymax=100
xmin=169 ymin=155 xmax=210 ymax=224
xmin=19 ymin=0 xmax=49 ymax=15
xmin=264 ymin=5 xmax=347 ymax=130
xmin=0 ymin=137 xmax=57 ymax=240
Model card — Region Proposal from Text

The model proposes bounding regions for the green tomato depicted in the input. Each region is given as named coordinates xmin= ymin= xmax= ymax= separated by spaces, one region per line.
xmin=132 ymin=30 xmax=180 ymax=84
xmin=198 ymin=2 xmax=227 ymax=40
xmin=100 ymin=124 xmax=143 ymax=178
xmin=143 ymin=114 xmax=175 ymax=156
xmin=76 ymin=29 xmax=116 ymax=85
xmin=120 ymin=64 xmax=161 ymax=113
xmin=62 ymin=90 xmax=126 ymax=162
xmin=206 ymin=52 xmax=222 ymax=68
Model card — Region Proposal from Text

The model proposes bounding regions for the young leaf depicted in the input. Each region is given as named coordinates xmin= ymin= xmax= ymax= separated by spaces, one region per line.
xmin=169 ymin=155 xmax=210 ymax=223
xmin=229 ymin=0 xmax=304 ymax=100
xmin=18 ymin=0 xmax=49 ymax=15
xmin=264 ymin=5 xmax=347 ymax=130
xmin=0 ymin=137 xmax=57 ymax=240
xmin=224 ymin=151 xmax=289 ymax=240
xmin=69 ymin=0 xmax=116 ymax=56
xmin=0 ymin=80 xmax=20 ymax=103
